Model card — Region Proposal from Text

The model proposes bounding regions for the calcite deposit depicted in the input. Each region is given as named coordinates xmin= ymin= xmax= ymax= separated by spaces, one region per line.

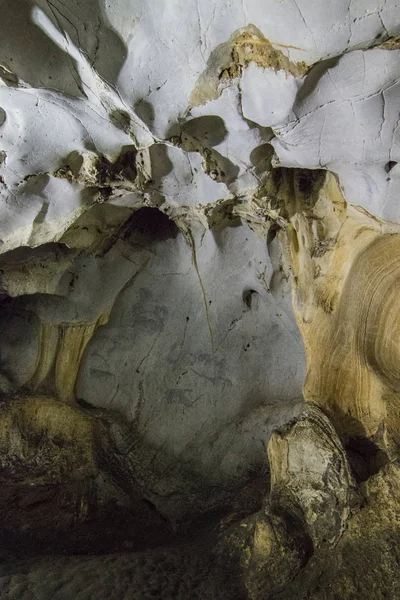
xmin=0 ymin=0 xmax=399 ymax=598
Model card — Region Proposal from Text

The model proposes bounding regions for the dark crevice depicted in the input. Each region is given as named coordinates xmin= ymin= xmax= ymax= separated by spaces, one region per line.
xmin=345 ymin=436 xmax=389 ymax=483
xmin=120 ymin=207 xmax=180 ymax=246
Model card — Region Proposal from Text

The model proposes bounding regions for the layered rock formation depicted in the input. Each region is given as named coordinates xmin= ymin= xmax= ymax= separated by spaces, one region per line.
xmin=0 ymin=0 xmax=400 ymax=598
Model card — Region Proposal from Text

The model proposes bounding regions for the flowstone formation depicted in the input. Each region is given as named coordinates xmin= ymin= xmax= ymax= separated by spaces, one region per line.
xmin=0 ymin=1 xmax=400 ymax=598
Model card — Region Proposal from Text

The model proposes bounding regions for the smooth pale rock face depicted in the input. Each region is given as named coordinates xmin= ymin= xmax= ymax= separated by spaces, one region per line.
xmin=76 ymin=210 xmax=305 ymax=496
xmin=0 ymin=207 xmax=305 ymax=504
xmin=241 ymin=65 xmax=300 ymax=128
xmin=272 ymin=47 xmax=400 ymax=219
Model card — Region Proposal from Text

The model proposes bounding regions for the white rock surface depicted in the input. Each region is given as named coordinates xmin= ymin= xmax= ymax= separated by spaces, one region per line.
xmin=77 ymin=215 xmax=305 ymax=488
xmin=272 ymin=47 xmax=400 ymax=219
xmin=0 ymin=0 xmax=398 ymax=250
xmin=241 ymin=65 xmax=300 ymax=128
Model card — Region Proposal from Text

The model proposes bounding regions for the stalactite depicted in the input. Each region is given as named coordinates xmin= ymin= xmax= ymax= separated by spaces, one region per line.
xmin=28 ymin=314 xmax=109 ymax=402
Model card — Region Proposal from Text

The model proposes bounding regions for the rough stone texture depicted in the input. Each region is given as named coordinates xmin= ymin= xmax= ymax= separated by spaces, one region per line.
xmin=1 ymin=403 xmax=395 ymax=600
xmin=0 ymin=545 xmax=246 ymax=600
xmin=0 ymin=1 xmax=400 ymax=599
xmin=268 ymin=403 xmax=356 ymax=548
xmin=274 ymin=463 xmax=400 ymax=600
xmin=218 ymin=507 xmax=311 ymax=600
xmin=0 ymin=395 xmax=176 ymax=556
xmin=216 ymin=404 xmax=356 ymax=599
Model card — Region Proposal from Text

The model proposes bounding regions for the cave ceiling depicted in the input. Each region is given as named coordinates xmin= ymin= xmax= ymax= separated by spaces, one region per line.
xmin=0 ymin=1 xmax=400 ymax=599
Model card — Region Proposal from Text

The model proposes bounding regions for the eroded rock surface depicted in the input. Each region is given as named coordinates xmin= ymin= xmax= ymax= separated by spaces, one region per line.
xmin=2 ymin=403 xmax=399 ymax=600
xmin=268 ymin=403 xmax=356 ymax=548
xmin=217 ymin=404 xmax=356 ymax=599
xmin=0 ymin=0 xmax=400 ymax=598
xmin=274 ymin=463 xmax=400 ymax=600
xmin=0 ymin=545 xmax=246 ymax=600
